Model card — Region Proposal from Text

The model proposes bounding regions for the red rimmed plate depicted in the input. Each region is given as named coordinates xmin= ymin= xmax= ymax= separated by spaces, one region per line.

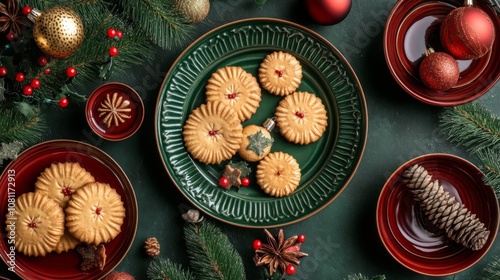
xmin=0 ymin=140 xmax=138 ymax=280
xmin=377 ymin=154 xmax=499 ymax=276
xmin=384 ymin=0 xmax=500 ymax=106
xmin=86 ymin=82 xmax=144 ymax=141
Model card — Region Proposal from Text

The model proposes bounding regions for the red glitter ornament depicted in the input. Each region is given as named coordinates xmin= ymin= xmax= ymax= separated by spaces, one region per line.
xmin=419 ymin=48 xmax=460 ymax=91
xmin=440 ymin=0 xmax=496 ymax=60
xmin=306 ymin=0 xmax=352 ymax=25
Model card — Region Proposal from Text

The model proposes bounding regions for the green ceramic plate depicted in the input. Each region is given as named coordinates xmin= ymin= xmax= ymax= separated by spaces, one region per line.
xmin=155 ymin=18 xmax=367 ymax=228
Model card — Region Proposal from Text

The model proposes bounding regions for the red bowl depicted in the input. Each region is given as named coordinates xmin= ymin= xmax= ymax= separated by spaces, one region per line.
xmin=0 ymin=140 xmax=138 ymax=279
xmin=384 ymin=0 xmax=500 ymax=106
xmin=377 ymin=154 xmax=499 ymax=276
xmin=86 ymin=83 xmax=144 ymax=141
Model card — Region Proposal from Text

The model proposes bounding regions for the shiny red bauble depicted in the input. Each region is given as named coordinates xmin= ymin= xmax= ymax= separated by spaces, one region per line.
xmin=104 ymin=271 xmax=135 ymax=280
xmin=297 ymin=234 xmax=306 ymax=243
xmin=306 ymin=0 xmax=352 ymax=25
xmin=440 ymin=5 xmax=495 ymax=60
xmin=22 ymin=6 xmax=32 ymax=16
xmin=419 ymin=48 xmax=460 ymax=91
xmin=59 ymin=97 xmax=69 ymax=108
xmin=37 ymin=56 xmax=48 ymax=66
xmin=107 ymin=27 xmax=116 ymax=39
xmin=252 ymin=239 xmax=262 ymax=250
xmin=109 ymin=46 xmax=119 ymax=57
xmin=66 ymin=66 xmax=77 ymax=77
xmin=0 ymin=66 xmax=7 ymax=77
xmin=285 ymin=264 xmax=296 ymax=275
xmin=23 ymin=85 xmax=33 ymax=95
xmin=15 ymin=72 xmax=25 ymax=82
xmin=31 ymin=79 xmax=41 ymax=88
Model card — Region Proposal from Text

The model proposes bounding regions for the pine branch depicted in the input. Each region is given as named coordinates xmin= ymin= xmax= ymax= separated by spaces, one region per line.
xmin=479 ymin=256 xmax=500 ymax=280
xmin=147 ymin=257 xmax=195 ymax=280
xmin=0 ymin=107 xmax=45 ymax=145
xmin=477 ymin=149 xmax=500 ymax=196
xmin=184 ymin=221 xmax=246 ymax=280
xmin=439 ymin=103 xmax=500 ymax=154
xmin=117 ymin=0 xmax=194 ymax=49
xmin=345 ymin=274 xmax=386 ymax=280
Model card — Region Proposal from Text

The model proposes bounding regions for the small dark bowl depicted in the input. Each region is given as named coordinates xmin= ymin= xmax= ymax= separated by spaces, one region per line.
xmin=384 ymin=0 xmax=500 ymax=106
xmin=377 ymin=154 xmax=499 ymax=276
xmin=86 ymin=83 xmax=144 ymax=141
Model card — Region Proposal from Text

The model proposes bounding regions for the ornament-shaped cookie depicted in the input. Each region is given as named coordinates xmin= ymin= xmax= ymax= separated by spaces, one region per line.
xmin=5 ymin=192 xmax=65 ymax=256
xmin=275 ymin=91 xmax=328 ymax=145
xmin=259 ymin=51 xmax=302 ymax=96
xmin=183 ymin=100 xmax=243 ymax=164
xmin=206 ymin=66 xmax=262 ymax=121
xmin=238 ymin=118 xmax=275 ymax=162
xmin=256 ymin=152 xmax=301 ymax=197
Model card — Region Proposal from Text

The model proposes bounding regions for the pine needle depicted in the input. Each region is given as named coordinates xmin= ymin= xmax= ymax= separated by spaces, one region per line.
xmin=184 ymin=221 xmax=246 ymax=280
xmin=477 ymin=149 xmax=500 ymax=196
xmin=345 ymin=274 xmax=386 ymax=280
xmin=439 ymin=103 xmax=500 ymax=154
xmin=147 ymin=257 xmax=195 ymax=280
xmin=480 ymin=255 xmax=500 ymax=279
xmin=118 ymin=0 xmax=194 ymax=50
xmin=0 ymin=108 xmax=46 ymax=146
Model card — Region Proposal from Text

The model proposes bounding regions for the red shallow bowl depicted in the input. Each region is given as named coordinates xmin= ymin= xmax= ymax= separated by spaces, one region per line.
xmin=0 ymin=140 xmax=138 ymax=280
xmin=384 ymin=0 xmax=500 ymax=106
xmin=377 ymin=154 xmax=499 ymax=276
xmin=86 ymin=82 xmax=144 ymax=141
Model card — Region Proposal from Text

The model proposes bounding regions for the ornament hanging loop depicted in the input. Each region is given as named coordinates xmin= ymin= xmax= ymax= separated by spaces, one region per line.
xmin=262 ymin=117 xmax=276 ymax=132
xmin=463 ymin=0 xmax=474 ymax=6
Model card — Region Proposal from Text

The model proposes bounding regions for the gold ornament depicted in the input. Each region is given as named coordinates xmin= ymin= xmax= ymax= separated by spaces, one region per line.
xmin=28 ymin=6 xmax=84 ymax=59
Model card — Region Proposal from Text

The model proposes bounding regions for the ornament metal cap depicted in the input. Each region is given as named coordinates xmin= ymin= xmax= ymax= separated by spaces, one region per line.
xmin=464 ymin=0 xmax=473 ymax=6
xmin=262 ymin=117 xmax=276 ymax=132
xmin=27 ymin=8 xmax=41 ymax=22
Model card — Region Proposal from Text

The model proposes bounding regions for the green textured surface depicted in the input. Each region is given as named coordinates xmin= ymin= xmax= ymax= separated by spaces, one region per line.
xmin=1 ymin=0 xmax=499 ymax=279
xmin=155 ymin=19 xmax=367 ymax=228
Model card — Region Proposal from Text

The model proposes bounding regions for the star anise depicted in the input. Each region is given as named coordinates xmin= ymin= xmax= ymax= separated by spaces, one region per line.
xmin=97 ymin=92 xmax=132 ymax=128
xmin=254 ymin=229 xmax=308 ymax=276
xmin=0 ymin=0 xmax=29 ymax=36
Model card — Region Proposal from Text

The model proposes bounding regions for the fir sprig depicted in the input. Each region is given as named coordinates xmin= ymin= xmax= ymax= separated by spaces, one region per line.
xmin=185 ymin=221 xmax=246 ymax=280
xmin=345 ymin=274 xmax=386 ymax=280
xmin=439 ymin=103 xmax=500 ymax=154
xmin=147 ymin=258 xmax=195 ymax=280
xmin=477 ymin=149 xmax=500 ymax=195
xmin=117 ymin=0 xmax=194 ymax=50
xmin=479 ymin=255 xmax=500 ymax=279
xmin=0 ymin=108 xmax=45 ymax=145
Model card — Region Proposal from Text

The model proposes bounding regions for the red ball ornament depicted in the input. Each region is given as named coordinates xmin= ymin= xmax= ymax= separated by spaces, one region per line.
xmin=116 ymin=30 xmax=123 ymax=39
xmin=285 ymin=264 xmax=296 ymax=275
xmin=15 ymin=72 xmax=25 ymax=82
xmin=219 ymin=177 xmax=229 ymax=188
xmin=0 ymin=67 xmax=7 ymax=77
xmin=440 ymin=1 xmax=496 ymax=60
xmin=104 ymin=271 xmax=135 ymax=280
xmin=23 ymin=85 xmax=33 ymax=95
xmin=306 ymin=0 xmax=352 ymax=25
xmin=37 ymin=56 xmax=48 ymax=66
xmin=107 ymin=27 xmax=117 ymax=39
xmin=241 ymin=177 xmax=250 ymax=187
xmin=31 ymin=79 xmax=41 ymax=88
xmin=22 ymin=6 xmax=32 ymax=16
xmin=6 ymin=32 xmax=15 ymax=41
xmin=44 ymin=68 xmax=51 ymax=74
xmin=109 ymin=46 xmax=119 ymax=57
xmin=297 ymin=234 xmax=306 ymax=243
xmin=66 ymin=66 xmax=77 ymax=77
xmin=419 ymin=48 xmax=460 ymax=91
xmin=59 ymin=97 xmax=69 ymax=108
xmin=252 ymin=239 xmax=262 ymax=250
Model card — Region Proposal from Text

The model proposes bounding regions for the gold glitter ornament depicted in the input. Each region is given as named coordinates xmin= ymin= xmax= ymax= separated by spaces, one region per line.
xmin=28 ymin=6 xmax=84 ymax=59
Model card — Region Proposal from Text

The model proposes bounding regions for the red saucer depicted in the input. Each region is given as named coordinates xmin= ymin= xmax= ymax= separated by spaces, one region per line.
xmin=377 ymin=154 xmax=499 ymax=276
xmin=86 ymin=83 xmax=144 ymax=141
xmin=384 ymin=0 xmax=500 ymax=106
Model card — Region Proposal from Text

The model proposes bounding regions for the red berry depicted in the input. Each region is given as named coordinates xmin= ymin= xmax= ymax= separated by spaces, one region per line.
xmin=0 ymin=67 xmax=7 ymax=77
xmin=297 ymin=234 xmax=306 ymax=243
xmin=108 ymin=46 xmax=119 ymax=57
xmin=23 ymin=85 xmax=33 ymax=95
xmin=241 ymin=177 xmax=250 ymax=187
xmin=107 ymin=27 xmax=116 ymax=38
xmin=219 ymin=177 xmax=229 ymax=188
xmin=44 ymin=68 xmax=51 ymax=74
xmin=66 ymin=67 xmax=77 ymax=77
xmin=37 ymin=56 xmax=48 ymax=66
xmin=252 ymin=239 xmax=262 ymax=250
xmin=30 ymin=79 xmax=41 ymax=88
xmin=116 ymin=30 xmax=123 ymax=39
xmin=15 ymin=72 xmax=25 ymax=82
xmin=286 ymin=264 xmax=296 ymax=275
xmin=22 ymin=6 xmax=32 ymax=16
xmin=6 ymin=32 xmax=15 ymax=41
xmin=295 ymin=111 xmax=304 ymax=118
xmin=59 ymin=97 xmax=69 ymax=108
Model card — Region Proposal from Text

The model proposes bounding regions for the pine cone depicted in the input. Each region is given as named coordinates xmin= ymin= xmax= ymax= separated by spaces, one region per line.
xmin=144 ymin=237 xmax=160 ymax=257
xmin=403 ymin=164 xmax=490 ymax=251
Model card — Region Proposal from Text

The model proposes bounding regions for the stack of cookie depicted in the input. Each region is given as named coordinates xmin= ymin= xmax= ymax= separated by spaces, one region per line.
xmin=182 ymin=51 xmax=328 ymax=198
xmin=5 ymin=162 xmax=125 ymax=268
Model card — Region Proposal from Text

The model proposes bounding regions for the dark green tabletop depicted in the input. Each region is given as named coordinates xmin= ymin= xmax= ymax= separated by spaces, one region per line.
xmin=2 ymin=0 xmax=499 ymax=279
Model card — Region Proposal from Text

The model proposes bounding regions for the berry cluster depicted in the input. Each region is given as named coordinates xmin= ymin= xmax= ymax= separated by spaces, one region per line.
xmin=106 ymin=27 xmax=123 ymax=57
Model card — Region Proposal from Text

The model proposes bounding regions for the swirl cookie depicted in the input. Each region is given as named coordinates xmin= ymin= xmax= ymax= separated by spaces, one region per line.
xmin=206 ymin=66 xmax=262 ymax=121
xmin=35 ymin=162 xmax=95 ymax=209
xmin=259 ymin=51 xmax=302 ymax=96
xmin=275 ymin=91 xmax=328 ymax=145
xmin=256 ymin=152 xmax=301 ymax=197
xmin=5 ymin=192 xmax=65 ymax=257
xmin=238 ymin=124 xmax=273 ymax=162
xmin=183 ymin=100 xmax=243 ymax=165
xmin=65 ymin=182 xmax=126 ymax=245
